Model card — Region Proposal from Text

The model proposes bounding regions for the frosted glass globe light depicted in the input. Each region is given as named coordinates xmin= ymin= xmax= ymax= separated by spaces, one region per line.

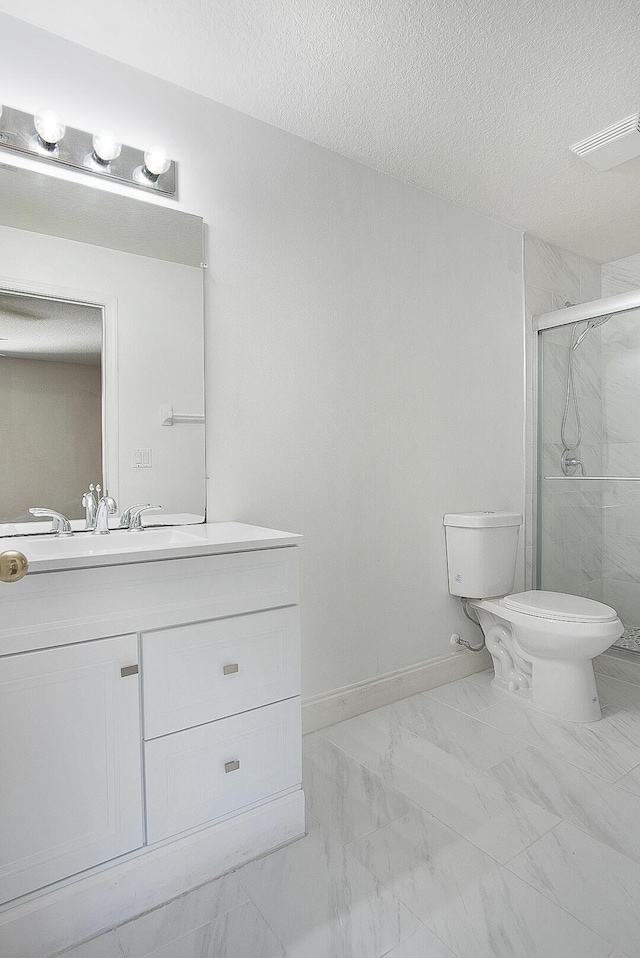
xmin=92 ymin=132 xmax=121 ymax=163
xmin=34 ymin=109 xmax=66 ymax=146
xmin=143 ymin=146 xmax=171 ymax=177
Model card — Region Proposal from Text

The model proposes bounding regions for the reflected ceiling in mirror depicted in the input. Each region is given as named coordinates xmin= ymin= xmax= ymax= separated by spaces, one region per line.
xmin=0 ymin=290 xmax=101 ymax=363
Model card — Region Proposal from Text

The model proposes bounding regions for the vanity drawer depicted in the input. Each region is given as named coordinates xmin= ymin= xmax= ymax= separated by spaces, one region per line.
xmin=141 ymin=606 xmax=300 ymax=738
xmin=144 ymin=697 xmax=301 ymax=844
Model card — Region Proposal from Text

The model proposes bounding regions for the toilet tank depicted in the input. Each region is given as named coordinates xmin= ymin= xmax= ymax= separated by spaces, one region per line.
xmin=444 ymin=512 xmax=522 ymax=598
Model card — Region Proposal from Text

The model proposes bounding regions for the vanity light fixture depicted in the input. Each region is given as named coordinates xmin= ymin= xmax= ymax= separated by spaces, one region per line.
xmin=0 ymin=104 xmax=176 ymax=196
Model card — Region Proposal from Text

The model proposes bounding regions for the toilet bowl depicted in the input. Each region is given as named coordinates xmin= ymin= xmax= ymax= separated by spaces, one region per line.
xmin=444 ymin=512 xmax=623 ymax=723
xmin=470 ymin=591 xmax=622 ymax=722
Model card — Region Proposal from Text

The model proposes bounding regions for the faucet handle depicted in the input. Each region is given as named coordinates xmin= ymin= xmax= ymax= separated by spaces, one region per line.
xmin=29 ymin=508 xmax=73 ymax=537
xmin=129 ymin=505 xmax=161 ymax=531
xmin=119 ymin=502 xmax=151 ymax=529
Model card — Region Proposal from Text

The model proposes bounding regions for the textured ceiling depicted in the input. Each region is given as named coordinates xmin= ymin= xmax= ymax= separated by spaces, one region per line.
xmin=1 ymin=0 xmax=640 ymax=262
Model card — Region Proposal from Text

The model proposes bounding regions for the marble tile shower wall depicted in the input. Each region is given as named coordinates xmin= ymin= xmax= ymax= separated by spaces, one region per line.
xmin=523 ymin=235 xmax=602 ymax=592
xmin=600 ymin=254 xmax=640 ymax=629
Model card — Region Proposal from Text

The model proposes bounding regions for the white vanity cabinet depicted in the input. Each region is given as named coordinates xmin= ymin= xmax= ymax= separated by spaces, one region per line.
xmin=0 ymin=524 xmax=304 ymax=958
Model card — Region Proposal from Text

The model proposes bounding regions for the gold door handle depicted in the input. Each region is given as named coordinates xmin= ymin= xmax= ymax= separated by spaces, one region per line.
xmin=0 ymin=551 xmax=28 ymax=583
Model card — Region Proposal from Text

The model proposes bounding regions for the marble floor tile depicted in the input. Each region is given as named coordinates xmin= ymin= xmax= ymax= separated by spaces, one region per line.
xmin=612 ymin=762 xmax=640 ymax=797
xmin=595 ymin=702 xmax=640 ymax=754
xmin=137 ymin=901 xmax=286 ymax=958
xmin=349 ymin=805 xmax=610 ymax=958
xmin=381 ymin=690 xmax=523 ymax=769
xmin=507 ymin=820 xmax=640 ymax=957
xmin=303 ymin=731 xmax=414 ymax=844
xmin=420 ymin=676 xmax=500 ymax=714
xmin=236 ymin=814 xmax=421 ymax=958
xmin=319 ymin=709 xmax=559 ymax=862
xmin=55 ymin=932 xmax=122 ymax=958
xmin=463 ymin=667 xmax=494 ymax=689
xmin=471 ymin=699 xmax=640 ymax=781
xmin=490 ymin=745 xmax=640 ymax=865
xmin=114 ymin=873 xmax=248 ymax=956
xmin=595 ymin=673 xmax=640 ymax=710
xmin=381 ymin=925 xmax=459 ymax=958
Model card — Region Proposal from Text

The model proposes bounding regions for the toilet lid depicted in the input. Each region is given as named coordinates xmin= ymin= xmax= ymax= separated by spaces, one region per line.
xmin=504 ymin=591 xmax=619 ymax=623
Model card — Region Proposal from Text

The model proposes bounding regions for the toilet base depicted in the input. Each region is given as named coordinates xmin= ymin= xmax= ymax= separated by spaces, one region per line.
xmin=527 ymin=655 xmax=602 ymax=723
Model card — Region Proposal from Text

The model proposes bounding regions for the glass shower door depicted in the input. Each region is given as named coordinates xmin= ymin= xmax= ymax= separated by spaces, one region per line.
xmin=538 ymin=307 xmax=640 ymax=652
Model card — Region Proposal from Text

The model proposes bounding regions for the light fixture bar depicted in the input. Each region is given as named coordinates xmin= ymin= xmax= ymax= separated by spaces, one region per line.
xmin=0 ymin=105 xmax=176 ymax=196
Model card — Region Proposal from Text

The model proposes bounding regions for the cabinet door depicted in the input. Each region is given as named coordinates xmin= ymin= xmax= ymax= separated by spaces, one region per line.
xmin=0 ymin=634 xmax=143 ymax=904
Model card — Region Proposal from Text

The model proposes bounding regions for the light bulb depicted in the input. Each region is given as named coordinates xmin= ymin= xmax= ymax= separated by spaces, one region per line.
xmin=34 ymin=109 xmax=66 ymax=147
xmin=143 ymin=146 xmax=171 ymax=177
xmin=92 ymin=132 xmax=121 ymax=163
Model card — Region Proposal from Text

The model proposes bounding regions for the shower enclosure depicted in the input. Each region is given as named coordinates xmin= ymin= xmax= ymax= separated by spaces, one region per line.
xmin=537 ymin=294 xmax=640 ymax=653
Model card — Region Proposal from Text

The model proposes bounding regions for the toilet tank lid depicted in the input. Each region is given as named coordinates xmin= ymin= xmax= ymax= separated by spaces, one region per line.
xmin=443 ymin=512 xmax=522 ymax=528
xmin=504 ymin=591 xmax=619 ymax=623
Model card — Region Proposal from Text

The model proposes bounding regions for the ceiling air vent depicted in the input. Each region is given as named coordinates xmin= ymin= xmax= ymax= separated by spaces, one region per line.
xmin=570 ymin=114 xmax=640 ymax=171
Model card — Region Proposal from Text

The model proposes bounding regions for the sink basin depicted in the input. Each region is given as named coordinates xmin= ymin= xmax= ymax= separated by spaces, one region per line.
xmin=0 ymin=522 xmax=302 ymax=575
xmin=6 ymin=527 xmax=206 ymax=568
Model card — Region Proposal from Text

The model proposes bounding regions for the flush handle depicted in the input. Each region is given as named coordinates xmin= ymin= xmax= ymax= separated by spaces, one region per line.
xmin=120 ymin=665 xmax=139 ymax=678
xmin=224 ymin=760 xmax=240 ymax=774
xmin=223 ymin=663 xmax=239 ymax=675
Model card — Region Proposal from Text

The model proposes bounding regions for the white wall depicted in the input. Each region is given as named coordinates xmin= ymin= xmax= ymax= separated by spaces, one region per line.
xmin=0 ymin=13 xmax=525 ymax=700
xmin=0 ymin=356 xmax=101 ymax=520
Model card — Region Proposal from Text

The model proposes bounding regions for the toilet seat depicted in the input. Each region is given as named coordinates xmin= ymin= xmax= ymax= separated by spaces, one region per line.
xmin=504 ymin=591 xmax=618 ymax=624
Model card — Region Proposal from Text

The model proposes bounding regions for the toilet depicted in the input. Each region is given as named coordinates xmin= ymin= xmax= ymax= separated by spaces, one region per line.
xmin=443 ymin=511 xmax=623 ymax=723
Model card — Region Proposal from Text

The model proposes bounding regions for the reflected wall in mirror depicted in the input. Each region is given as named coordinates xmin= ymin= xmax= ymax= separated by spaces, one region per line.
xmin=0 ymin=164 xmax=205 ymax=534
xmin=0 ymin=290 xmax=103 ymax=523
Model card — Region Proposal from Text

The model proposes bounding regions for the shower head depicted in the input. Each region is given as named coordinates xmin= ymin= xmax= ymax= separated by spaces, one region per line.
xmin=572 ymin=314 xmax=612 ymax=349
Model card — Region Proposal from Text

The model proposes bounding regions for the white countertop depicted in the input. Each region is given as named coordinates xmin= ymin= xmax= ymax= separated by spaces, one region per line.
xmin=0 ymin=522 xmax=302 ymax=575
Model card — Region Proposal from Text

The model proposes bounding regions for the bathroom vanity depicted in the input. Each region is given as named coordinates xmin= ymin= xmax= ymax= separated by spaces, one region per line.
xmin=0 ymin=523 xmax=304 ymax=958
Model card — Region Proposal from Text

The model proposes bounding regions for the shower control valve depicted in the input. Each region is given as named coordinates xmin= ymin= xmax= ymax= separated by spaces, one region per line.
xmin=561 ymin=449 xmax=581 ymax=477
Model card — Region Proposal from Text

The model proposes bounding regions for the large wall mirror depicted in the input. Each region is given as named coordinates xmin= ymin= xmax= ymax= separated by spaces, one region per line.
xmin=0 ymin=163 xmax=205 ymax=535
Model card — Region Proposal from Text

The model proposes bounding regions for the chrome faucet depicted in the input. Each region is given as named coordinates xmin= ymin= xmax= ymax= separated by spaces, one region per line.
xmin=81 ymin=483 xmax=99 ymax=531
xmin=29 ymin=507 xmax=73 ymax=536
xmin=93 ymin=494 xmax=117 ymax=535
xmin=120 ymin=503 xmax=161 ymax=530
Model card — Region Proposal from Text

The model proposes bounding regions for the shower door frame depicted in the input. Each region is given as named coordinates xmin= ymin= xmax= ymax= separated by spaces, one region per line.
xmin=532 ymin=285 xmax=640 ymax=593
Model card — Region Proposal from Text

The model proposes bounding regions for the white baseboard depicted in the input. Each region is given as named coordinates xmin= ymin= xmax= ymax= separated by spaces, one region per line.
xmin=302 ymin=649 xmax=491 ymax=733
xmin=0 ymin=791 xmax=305 ymax=958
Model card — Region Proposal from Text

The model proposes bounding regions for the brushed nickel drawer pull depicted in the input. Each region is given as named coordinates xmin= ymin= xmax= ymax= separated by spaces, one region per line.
xmin=223 ymin=663 xmax=239 ymax=675
xmin=224 ymin=759 xmax=240 ymax=774
xmin=120 ymin=664 xmax=139 ymax=678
